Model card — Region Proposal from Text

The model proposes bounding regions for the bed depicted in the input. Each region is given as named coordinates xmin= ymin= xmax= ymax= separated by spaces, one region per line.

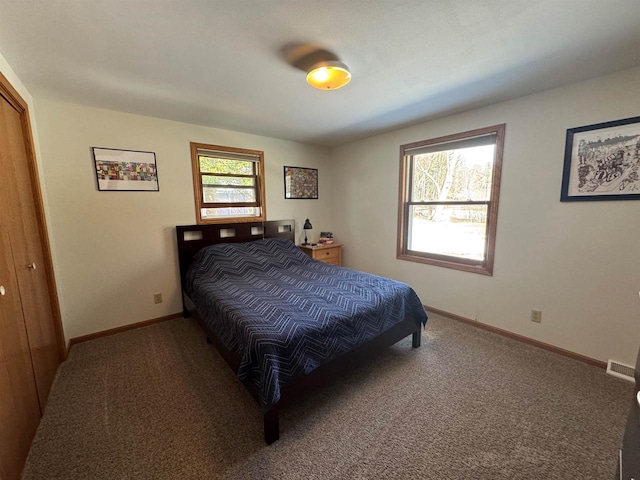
xmin=176 ymin=220 xmax=428 ymax=444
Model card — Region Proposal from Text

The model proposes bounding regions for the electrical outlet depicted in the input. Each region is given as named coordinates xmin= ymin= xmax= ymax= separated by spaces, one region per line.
xmin=153 ymin=293 xmax=162 ymax=304
xmin=530 ymin=309 xmax=542 ymax=323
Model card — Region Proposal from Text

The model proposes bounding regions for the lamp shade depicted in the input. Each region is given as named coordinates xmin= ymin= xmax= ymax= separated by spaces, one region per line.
xmin=306 ymin=61 xmax=351 ymax=90
xmin=303 ymin=219 xmax=312 ymax=230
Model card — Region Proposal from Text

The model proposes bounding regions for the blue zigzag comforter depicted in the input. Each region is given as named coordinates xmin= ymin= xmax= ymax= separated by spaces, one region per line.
xmin=185 ymin=237 xmax=428 ymax=410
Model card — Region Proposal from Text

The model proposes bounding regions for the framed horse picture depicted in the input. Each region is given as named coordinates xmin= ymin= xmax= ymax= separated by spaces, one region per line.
xmin=561 ymin=116 xmax=640 ymax=201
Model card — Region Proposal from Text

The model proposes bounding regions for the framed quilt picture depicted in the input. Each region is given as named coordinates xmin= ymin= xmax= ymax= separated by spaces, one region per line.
xmin=92 ymin=147 xmax=159 ymax=191
xmin=560 ymin=115 xmax=640 ymax=201
xmin=284 ymin=166 xmax=318 ymax=199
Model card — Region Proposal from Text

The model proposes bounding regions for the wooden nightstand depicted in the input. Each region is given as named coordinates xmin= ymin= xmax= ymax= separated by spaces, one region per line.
xmin=299 ymin=243 xmax=343 ymax=266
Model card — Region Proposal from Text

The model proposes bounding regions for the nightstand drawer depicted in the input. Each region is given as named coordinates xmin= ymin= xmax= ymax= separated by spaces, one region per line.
xmin=298 ymin=244 xmax=343 ymax=267
xmin=315 ymin=248 xmax=339 ymax=260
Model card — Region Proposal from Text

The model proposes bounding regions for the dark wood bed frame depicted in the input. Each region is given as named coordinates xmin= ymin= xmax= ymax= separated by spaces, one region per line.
xmin=176 ymin=219 xmax=421 ymax=444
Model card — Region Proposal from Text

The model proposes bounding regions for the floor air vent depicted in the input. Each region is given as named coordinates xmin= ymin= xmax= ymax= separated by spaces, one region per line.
xmin=606 ymin=359 xmax=635 ymax=383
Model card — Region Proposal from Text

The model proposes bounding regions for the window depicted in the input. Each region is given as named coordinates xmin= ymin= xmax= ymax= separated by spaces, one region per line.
xmin=397 ymin=124 xmax=505 ymax=275
xmin=190 ymin=142 xmax=266 ymax=224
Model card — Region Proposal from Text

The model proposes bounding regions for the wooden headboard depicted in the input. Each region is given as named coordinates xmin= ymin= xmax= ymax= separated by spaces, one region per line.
xmin=176 ymin=219 xmax=295 ymax=291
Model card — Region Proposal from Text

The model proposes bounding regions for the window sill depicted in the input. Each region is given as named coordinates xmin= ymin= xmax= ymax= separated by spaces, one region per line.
xmin=198 ymin=215 xmax=266 ymax=225
xmin=396 ymin=252 xmax=493 ymax=276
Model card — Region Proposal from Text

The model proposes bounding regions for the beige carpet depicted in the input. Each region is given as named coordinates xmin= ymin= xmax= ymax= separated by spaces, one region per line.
xmin=23 ymin=314 xmax=632 ymax=479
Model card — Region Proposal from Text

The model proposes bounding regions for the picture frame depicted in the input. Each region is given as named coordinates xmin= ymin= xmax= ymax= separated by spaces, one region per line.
xmin=92 ymin=147 xmax=159 ymax=191
xmin=560 ymin=115 xmax=640 ymax=201
xmin=284 ymin=166 xmax=318 ymax=199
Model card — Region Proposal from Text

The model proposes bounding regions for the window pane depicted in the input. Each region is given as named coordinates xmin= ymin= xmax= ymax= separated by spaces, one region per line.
xmin=199 ymin=156 xmax=254 ymax=175
xmin=408 ymin=205 xmax=487 ymax=261
xmin=192 ymin=143 xmax=265 ymax=224
xmin=203 ymin=186 xmax=256 ymax=204
xmin=201 ymin=206 xmax=261 ymax=219
xmin=411 ymin=144 xmax=494 ymax=202
xmin=202 ymin=175 xmax=255 ymax=187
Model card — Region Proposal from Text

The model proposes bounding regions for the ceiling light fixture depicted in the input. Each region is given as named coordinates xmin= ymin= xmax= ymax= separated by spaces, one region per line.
xmin=306 ymin=61 xmax=351 ymax=90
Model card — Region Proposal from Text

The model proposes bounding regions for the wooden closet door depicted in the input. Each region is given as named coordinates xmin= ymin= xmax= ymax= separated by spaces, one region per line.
xmin=0 ymin=95 xmax=60 ymax=408
xmin=0 ymin=228 xmax=41 ymax=480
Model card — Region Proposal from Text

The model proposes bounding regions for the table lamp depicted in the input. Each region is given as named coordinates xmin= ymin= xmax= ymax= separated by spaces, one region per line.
xmin=303 ymin=219 xmax=312 ymax=245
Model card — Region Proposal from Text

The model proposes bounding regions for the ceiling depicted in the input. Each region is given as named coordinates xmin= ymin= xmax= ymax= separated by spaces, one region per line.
xmin=1 ymin=0 xmax=640 ymax=147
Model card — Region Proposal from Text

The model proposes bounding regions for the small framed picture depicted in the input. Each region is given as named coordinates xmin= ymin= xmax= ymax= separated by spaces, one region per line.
xmin=284 ymin=166 xmax=318 ymax=199
xmin=560 ymin=116 xmax=640 ymax=201
xmin=92 ymin=147 xmax=159 ymax=191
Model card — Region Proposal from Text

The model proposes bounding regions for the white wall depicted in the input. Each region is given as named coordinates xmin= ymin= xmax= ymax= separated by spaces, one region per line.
xmin=34 ymin=98 xmax=332 ymax=341
xmin=330 ymin=66 xmax=640 ymax=365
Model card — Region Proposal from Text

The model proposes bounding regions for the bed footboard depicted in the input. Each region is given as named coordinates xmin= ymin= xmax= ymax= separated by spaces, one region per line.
xmin=186 ymin=292 xmax=424 ymax=445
